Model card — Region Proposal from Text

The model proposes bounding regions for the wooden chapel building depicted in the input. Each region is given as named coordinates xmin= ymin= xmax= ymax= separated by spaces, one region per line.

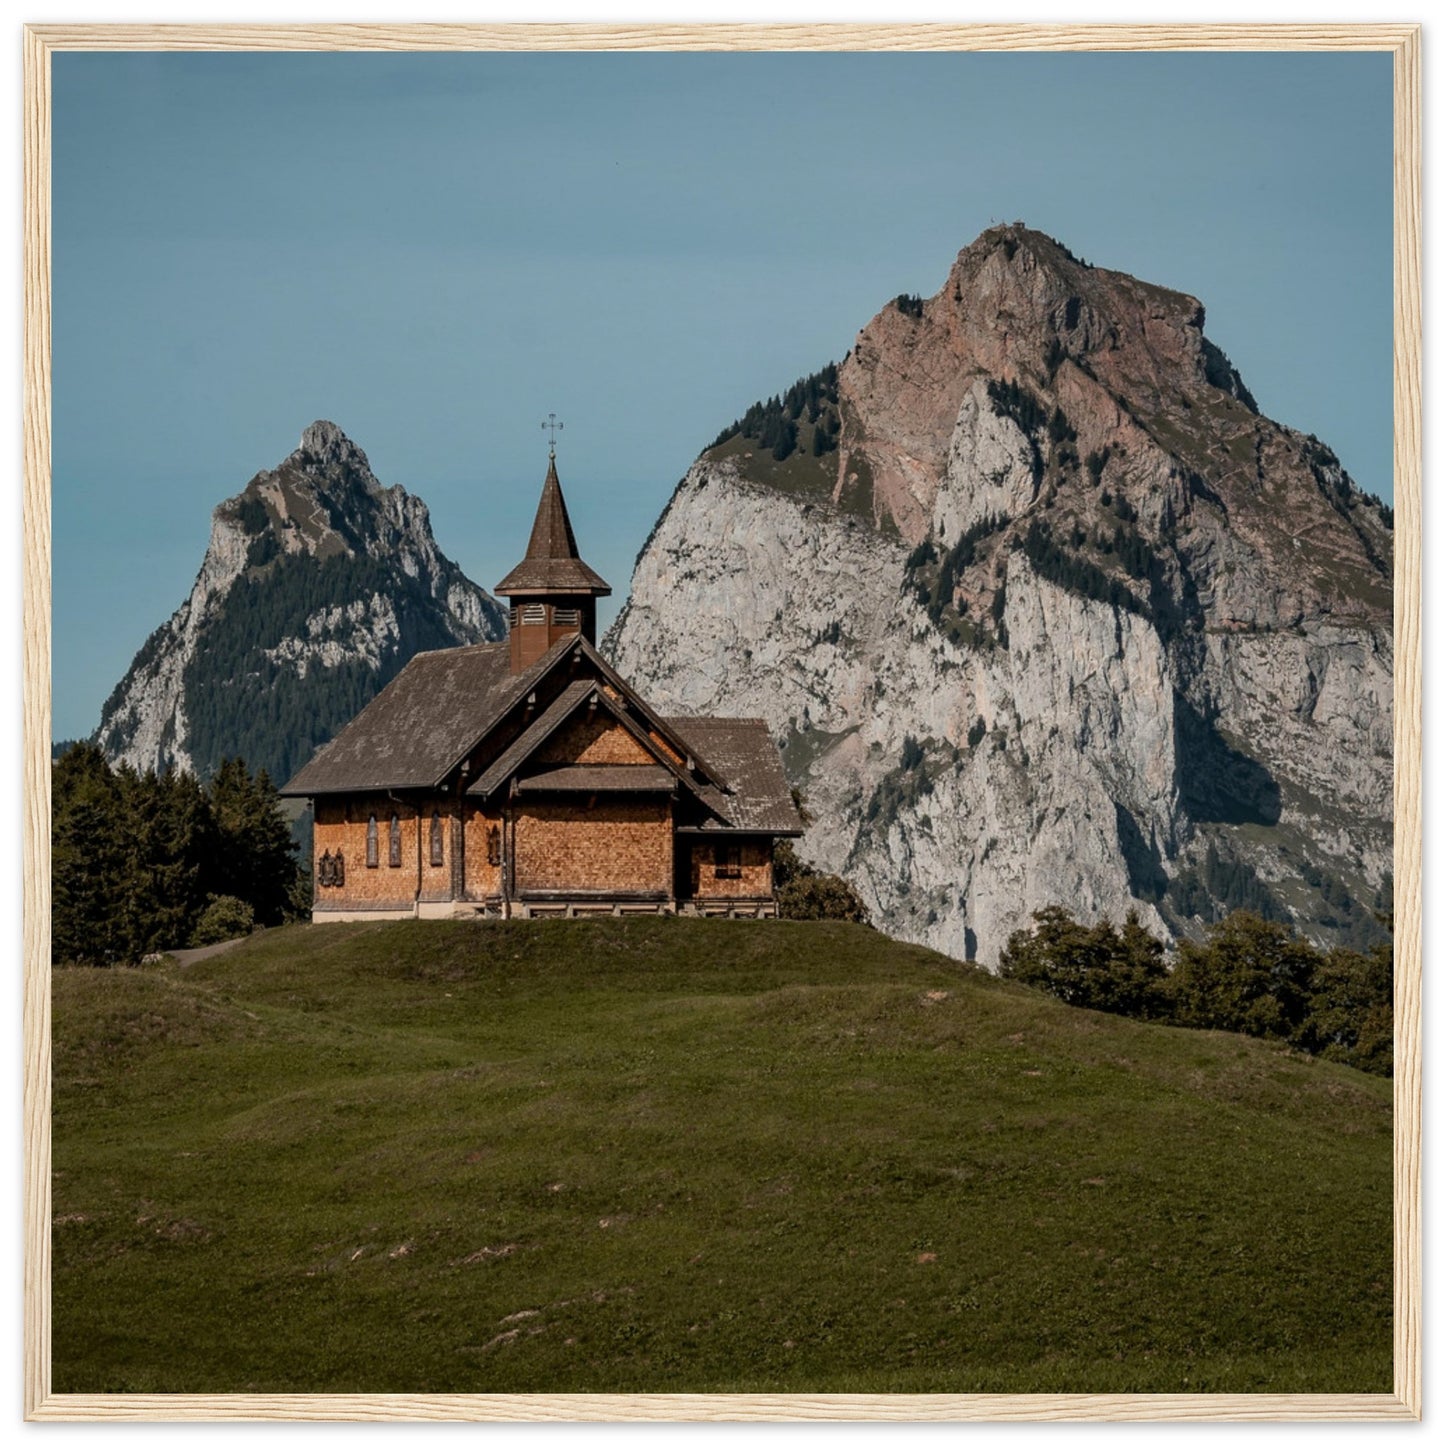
xmin=281 ymin=452 xmax=803 ymax=920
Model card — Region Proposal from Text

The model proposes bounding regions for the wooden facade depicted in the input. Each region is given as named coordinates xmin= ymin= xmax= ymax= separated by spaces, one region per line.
xmin=284 ymin=455 xmax=802 ymax=921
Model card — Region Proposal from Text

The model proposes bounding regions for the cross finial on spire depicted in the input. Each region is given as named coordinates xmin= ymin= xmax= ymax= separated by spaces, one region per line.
xmin=541 ymin=412 xmax=563 ymax=458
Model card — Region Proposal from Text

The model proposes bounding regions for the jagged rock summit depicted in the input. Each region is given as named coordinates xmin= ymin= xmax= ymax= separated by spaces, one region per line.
xmin=607 ymin=223 xmax=1393 ymax=965
xmin=95 ymin=421 xmax=507 ymax=785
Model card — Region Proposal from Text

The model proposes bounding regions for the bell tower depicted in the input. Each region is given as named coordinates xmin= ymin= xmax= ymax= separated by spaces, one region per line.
xmin=495 ymin=427 xmax=611 ymax=674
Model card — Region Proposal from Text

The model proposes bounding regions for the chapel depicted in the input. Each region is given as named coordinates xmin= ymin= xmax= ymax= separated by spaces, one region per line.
xmin=281 ymin=450 xmax=803 ymax=920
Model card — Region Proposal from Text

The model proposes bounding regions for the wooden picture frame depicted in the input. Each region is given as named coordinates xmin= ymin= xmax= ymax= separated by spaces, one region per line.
xmin=22 ymin=22 xmax=1422 ymax=1423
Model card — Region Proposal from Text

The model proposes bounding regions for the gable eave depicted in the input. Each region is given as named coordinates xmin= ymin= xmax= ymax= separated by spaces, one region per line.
xmin=424 ymin=632 xmax=590 ymax=790
xmin=571 ymin=637 xmax=728 ymax=789
xmin=467 ymin=677 xmax=717 ymax=805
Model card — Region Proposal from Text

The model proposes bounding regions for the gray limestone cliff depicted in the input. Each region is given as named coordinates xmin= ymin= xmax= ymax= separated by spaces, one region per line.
xmin=607 ymin=226 xmax=1393 ymax=965
xmin=95 ymin=420 xmax=507 ymax=785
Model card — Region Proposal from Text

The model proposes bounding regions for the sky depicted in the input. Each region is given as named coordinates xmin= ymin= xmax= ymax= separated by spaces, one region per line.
xmin=50 ymin=48 xmax=1394 ymax=742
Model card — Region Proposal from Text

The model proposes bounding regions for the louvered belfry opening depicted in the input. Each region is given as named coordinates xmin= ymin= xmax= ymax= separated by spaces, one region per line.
xmin=495 ymin=453 xmax=612 ymax=673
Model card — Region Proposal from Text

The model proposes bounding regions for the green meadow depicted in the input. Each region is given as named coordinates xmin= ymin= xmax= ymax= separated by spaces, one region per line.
xmin=51 ymin=919 xmax=1391 ymax=1394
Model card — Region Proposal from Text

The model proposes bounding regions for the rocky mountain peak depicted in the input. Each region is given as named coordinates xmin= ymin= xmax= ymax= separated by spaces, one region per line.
xmin=94 ymin=425 xmax=506 ymax=782
xmin=293 ymin=418 xmax=374 ymax=477
xmin=609 ymin=224 xmax=1394 ymax=968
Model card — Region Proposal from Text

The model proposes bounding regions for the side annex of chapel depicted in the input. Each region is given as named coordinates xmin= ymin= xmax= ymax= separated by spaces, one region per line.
xmin=280 ymin=453 xmax=803 ymax=919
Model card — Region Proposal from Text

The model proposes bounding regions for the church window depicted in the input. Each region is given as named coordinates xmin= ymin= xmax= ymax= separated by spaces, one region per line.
xmin=318 ymin=850 xmax=332 ymax=887
xmin=714 ymin=842 xmax=742 ymax=879
xmin=333 ymin=850 xmax=345 ymax=887
xmin=430 ymin=812 xmax=444 ymax=867
xmin=366 ymin=814 xmax=379 ymax=868
xmin=389 ymin=812 xmax=403 ymax=867
xmin=486 ymin=825 xmax=502 ymax=867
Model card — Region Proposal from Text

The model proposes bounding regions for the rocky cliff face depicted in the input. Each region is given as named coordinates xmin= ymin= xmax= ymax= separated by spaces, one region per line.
xmin=96 ymin=420 xmax=506 ymax=785
xmin=608 ymin=226 xmax=1393 ymax=964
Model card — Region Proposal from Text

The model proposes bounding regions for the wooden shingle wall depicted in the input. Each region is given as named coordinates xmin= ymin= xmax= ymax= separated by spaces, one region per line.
xmin=514 ymin=799 xmax=672 ymax=896
xmin=687 ymin=837 xmax=774 ymax=900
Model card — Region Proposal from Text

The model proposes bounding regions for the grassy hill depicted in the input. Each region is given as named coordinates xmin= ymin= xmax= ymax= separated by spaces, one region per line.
xmin=52 ymin=919 xmax=1392 ymax=1394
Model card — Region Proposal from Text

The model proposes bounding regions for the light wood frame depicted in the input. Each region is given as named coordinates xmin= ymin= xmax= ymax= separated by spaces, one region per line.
xmin=21 ymin=22 xmax=1422 ymax=1423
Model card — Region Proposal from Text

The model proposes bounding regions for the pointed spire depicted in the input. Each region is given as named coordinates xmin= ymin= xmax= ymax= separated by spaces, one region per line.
xmin=523 ymin=453 xmax=584 ymax=565
xmin=496 ymin=452 xmax=611 ymax=598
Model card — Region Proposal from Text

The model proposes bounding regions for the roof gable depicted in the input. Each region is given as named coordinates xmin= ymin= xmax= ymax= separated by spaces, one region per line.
xmin=280 ymin=642 xmax=515 ymax=796
xmin=469 ymin=679 xmax=714 ymax=807
xmin=280 ymin=634 xmax=578 ymax=796
xmin=665 ymin=716 xmax=804 ymax=835
xmin=279 ymin=635 xmax=803 ymax=837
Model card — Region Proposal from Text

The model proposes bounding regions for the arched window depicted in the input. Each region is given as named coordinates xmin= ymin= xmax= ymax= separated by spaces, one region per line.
xmin=366 ymin=814 xmax=379 ymax=868
xmin=430 ymin=812 xmax=444 ymax=867
xmin=389 ymin=812 xmax=402 ymax=867
xmin=333 ymin=850 xmax=345 ymax=887
xmin=486 ymin=825 xmax=501 ymax=867
xmin=318 ymin=850 xmax=332 ymax=887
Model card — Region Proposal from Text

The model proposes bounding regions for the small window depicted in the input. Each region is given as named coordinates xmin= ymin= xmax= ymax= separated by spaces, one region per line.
xmin=318 ymin=849 xmax=333 ymax=887
xmin=520 ymin=603 xmax=546 ymax=625
xmin=366 ymin=814 xmax=379 ymax=868
xmin=713 ymin=842 xmax=742 ymax=879
xmin=333 ymin=850 xmax=345 ymax=887
xmin=486 ymin=825 xmax=502 ymax=868
xmin=552 ymin=607 xmax=581 ymax=628
xmin=430 ymin=812 xmax=444 ymax=867
xmin=389 ymin=812 xmax=403 ymax=867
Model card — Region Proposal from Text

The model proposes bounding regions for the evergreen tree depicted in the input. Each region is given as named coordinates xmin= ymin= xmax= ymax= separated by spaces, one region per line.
xmin=208 ymin=758 xmax=299 ymax=927
xmin=51 ymin=749 xmax=300 ymax=964
xmin=52 ymin=744 xmax=128 ymax=966
xmin=1169 ymin=911 xmax=1317 ymax=1043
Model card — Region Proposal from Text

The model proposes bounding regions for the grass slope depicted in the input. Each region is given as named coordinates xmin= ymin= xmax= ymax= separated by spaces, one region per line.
xmin=52 ymin=919 xmax=1391 ymax=1394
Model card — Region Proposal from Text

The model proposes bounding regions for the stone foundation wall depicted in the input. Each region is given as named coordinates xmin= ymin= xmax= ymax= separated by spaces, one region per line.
xmin=514 ymin=799 xmax=672 ymax=896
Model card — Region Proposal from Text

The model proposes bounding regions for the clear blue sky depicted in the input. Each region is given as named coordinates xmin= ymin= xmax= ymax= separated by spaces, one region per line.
xmin=51 ymin=50 xmax=1394 ymax=742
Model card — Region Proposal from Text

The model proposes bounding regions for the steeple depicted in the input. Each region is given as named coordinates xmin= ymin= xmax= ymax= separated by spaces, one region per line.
xmin=497 ymin=450 xmax=611 ymax=673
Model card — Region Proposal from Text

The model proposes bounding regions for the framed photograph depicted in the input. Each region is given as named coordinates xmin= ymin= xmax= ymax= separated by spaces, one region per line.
xmin=23 ymin=21 xmax=1421 ymax=1423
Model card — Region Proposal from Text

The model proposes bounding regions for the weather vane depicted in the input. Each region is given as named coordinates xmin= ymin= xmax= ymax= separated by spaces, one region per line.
xmin=541 ymin=413 xmax=563 ymax=458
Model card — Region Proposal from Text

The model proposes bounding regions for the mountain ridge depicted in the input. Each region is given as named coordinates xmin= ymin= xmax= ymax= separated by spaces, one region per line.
xmin=94 ymin=421 xmax=507 ymax=785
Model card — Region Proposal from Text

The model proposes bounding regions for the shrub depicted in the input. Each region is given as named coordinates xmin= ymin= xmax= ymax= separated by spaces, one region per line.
xmin=190 ymin=895 xmax=255 ymax=947
xmin=998 ymin=904 xmax=1392 ymax=1075
xmin=999 ymin=906 xmax=1171 ymax=1020
xmin=774 ymin=841 xmax=870 ymax=925
xmin=778 ymin=873 xmax=870 ymax=925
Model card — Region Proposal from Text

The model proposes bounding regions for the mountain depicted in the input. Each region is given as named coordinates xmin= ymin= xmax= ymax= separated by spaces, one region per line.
xmin=607 ymin=225 xmax=1394 ymax=966
xmin=94 ymin=420 xmax=507 ymax=785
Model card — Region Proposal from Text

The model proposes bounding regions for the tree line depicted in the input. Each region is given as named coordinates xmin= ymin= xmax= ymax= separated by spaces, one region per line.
xmin=999 ymin=905 xmax=1392 ymax=1076
xmin=52 ymin=743 xmax=304 ymax=966
xmin=709 ymin=362 xmax=842 ymax=464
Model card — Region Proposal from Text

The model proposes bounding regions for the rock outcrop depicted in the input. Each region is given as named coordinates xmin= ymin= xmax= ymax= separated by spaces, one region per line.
xmin=95 ymin=420 xmax=506 ymax=785
xmin=608 ymin=225 xmax=1393 ymax=964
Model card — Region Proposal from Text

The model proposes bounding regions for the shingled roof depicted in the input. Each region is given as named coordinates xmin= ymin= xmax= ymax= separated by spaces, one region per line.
xmin=516 ymin=765 xmax=675 ymax=794
xmin=280 ymin=631 xmax=802 ymax=838
xmin=279 ymin=636 xmax=572 ymax=796
xmin=495 ymin=456 xmax=611 ymax=597
xmin=666 ymin=716 xmax=804 ymax=834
